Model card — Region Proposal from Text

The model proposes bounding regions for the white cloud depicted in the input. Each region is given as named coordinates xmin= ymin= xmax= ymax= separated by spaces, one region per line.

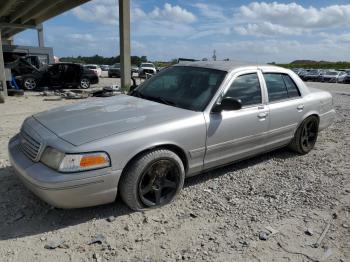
xmin=35 ymin=1 xmax=350 ymax=62
xmin=134 ymin=3 xmax=196 ymax=24
xmin=236 ymin=2 xmax=350 ymax=29
xmin=234 ymin=22 xmax=308 ymax=37
xmin=319 ymin=32 xmax=350 ymax=43
xmin=193 ymin=3 xmax=226 ymax=21
xmin=73 ymin=2 xmax=195 ymax=25
xmin=73 ymin=0 xmax=118 ymax=26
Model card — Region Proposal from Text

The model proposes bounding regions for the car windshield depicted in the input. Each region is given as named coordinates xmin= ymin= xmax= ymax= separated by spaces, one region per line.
xmin=132 ymin=66 xmax=226 ymax=111
xmin=327 ymin=72 xmax=338 ymax=76
xmin=86 ymin=65 xmax=97 ymax=69
xmin=309 ymin=70 xmax=318 ymax=74
xmin=111 ymin=64 xmax=120 ymax=68
xmin=141 ymin=63 xmax=154 ymax=67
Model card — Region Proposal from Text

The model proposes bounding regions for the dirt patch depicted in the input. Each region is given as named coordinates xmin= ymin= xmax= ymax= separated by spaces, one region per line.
xmin=0 ymin=81 xmax=349 ymax=261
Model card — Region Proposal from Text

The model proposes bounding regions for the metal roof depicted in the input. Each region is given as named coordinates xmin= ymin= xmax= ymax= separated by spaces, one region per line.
xmin=0 ymin=0 xmax=91 ymax=39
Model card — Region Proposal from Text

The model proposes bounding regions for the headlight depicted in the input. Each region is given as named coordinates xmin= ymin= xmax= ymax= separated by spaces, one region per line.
xmin=41 ymin=147 xmax=110 ymax=173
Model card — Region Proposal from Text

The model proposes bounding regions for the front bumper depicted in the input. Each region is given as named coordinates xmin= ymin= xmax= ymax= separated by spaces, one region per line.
xmin=8 ymin=135 xmax=122 ymax=209
xmin=322 ymin=77 xmax=337 ymax=83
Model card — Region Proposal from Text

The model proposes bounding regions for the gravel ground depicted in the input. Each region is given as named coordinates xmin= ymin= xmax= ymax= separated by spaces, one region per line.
xmin=0 ymin=79 xmax=349 ymax=262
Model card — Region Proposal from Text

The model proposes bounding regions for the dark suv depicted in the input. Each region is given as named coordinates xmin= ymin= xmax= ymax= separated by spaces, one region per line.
xmin=16 ymin=63 xmax=99 ymax=90
xmin=108 ymin=63 xmax=121 ymax=78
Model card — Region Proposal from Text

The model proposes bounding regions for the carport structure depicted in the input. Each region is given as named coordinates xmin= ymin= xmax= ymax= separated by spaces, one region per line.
xmin=0 ymin=0 xmax=131 ymax=102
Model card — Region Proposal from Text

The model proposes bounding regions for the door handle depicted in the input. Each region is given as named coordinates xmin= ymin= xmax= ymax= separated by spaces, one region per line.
xmin=297 ymin=104 xmax=304 ymax=111
xmin=258 ymin=112 xmax=268 ymax=119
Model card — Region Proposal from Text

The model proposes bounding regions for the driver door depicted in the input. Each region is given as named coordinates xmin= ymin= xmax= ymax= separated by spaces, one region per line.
xmin=204 ymin=70 xmax=270 ymax=169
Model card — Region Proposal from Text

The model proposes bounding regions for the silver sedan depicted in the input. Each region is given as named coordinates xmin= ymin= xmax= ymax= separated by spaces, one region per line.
xmin=9 ymin=61 xmax=335 ymax=210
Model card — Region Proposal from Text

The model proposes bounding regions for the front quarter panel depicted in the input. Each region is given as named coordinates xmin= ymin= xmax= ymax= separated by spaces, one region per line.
xmin=76 ymin=112 xmax=207 ymax=176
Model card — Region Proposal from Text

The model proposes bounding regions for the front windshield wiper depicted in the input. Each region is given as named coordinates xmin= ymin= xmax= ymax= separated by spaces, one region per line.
xmin=131 ymin=89 xmax=175 ymax=106
xmin=142 ymin=95 xmax=175 ymax=106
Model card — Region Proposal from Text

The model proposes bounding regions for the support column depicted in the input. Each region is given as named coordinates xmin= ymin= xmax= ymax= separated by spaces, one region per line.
xmin=37 ymin=23 xmax=44 ymax=47
xmin=0 ymin=30 xmax=7 ymax=103
xmin=119 ymin=0 xmax=131 ymax=91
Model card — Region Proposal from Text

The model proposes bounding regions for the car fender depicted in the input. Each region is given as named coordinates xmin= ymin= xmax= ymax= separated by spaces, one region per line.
xmin=122 ymin=140 xmax=190 ymax=172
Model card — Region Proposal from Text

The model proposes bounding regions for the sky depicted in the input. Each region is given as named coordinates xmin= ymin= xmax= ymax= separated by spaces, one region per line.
xmin=14 ymin=0 xmax=350 ymax=63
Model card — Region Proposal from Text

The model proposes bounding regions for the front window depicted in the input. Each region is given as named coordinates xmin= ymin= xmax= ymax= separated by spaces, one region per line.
xmin=141 ymin=63 xmax=155 ymax=68
xmin=224 ymin=73 xmax=262 ymax=107
xmin=132 ymin=66 xmax=227 ymax=111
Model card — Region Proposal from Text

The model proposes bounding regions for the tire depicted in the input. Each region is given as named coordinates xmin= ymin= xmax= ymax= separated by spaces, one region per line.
xmin=119 ymin=149 xmax=185 ymax=211
xmin=288 ymin=116 xmax=319 ymax=155
xmin=80 ymin=78 xmax=90 ymax=89
xmin=23 ymin=77 xmax=37 ymax=90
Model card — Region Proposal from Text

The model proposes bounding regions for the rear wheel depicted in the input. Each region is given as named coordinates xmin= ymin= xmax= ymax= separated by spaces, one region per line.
xmin=289 ymin=116 xmax=319 ymax=154
xmin=119 ymin=149 xmax=185 ymax=211
xmin=23 ymin=77 xmax=37 ymax=90
xmin=80 ymin=78 xmax=90 ymax=89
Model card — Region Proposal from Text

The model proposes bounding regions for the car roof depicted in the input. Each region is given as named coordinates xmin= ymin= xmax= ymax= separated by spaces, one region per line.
xmin=174 ymin=61 xmax=262 ymax=72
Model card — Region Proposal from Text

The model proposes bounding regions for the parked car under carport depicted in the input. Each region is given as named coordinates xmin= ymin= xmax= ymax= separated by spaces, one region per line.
xmin=16 ymin=63 xmax=99 ymax=90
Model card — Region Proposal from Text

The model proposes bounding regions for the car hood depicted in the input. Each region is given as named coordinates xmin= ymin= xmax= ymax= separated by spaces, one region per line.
xmin=33 ymin=95 xmax=191 ymax=146
xmin=141 ymin=67 xmax=156 ymax=70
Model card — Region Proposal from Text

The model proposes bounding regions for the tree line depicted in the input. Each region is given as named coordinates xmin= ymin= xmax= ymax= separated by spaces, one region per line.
xmin=59 ymin=55 xmax=148 ymax=66
xmin=277 ymin=61 xmax=350 ymax=70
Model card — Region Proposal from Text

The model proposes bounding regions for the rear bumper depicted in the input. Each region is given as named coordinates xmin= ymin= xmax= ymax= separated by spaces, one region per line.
xmin=8 ymin=135 xmax=121 ymax=209
xmin=319 ymin=109 xmax=336 ymax=131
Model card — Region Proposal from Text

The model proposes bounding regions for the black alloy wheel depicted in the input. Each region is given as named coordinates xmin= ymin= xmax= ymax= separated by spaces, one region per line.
xmin=300 ymin=118 xmax=318 ymax=152
xmin=138 ymin=159 xmax=180 ymax=207
xmin=119 ymin=149 xmax=185 ymax=211
xmin=289 ymin=116 xmax=319 ymax=154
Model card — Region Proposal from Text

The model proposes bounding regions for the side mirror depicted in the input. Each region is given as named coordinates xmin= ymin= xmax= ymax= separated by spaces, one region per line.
xmin=212 ymin=97 xmax=242 ymax=113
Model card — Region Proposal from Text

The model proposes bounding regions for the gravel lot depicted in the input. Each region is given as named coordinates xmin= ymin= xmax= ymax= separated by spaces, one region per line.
xmin=0 ymin=79 xmax=349 ymax=262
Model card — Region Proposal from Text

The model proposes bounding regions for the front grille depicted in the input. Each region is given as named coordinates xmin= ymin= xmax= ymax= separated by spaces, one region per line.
xmin=20 ymin=130 xmax=42 ymax=161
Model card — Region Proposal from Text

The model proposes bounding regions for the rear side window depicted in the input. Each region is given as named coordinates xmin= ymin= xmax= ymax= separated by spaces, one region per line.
xmin=264 ymin=73 xmax=300 ymax=102
xmin=282 ymin=74 xmax=300 ymax=98
xmin=225 ymin=73 xmax=262 ymax=107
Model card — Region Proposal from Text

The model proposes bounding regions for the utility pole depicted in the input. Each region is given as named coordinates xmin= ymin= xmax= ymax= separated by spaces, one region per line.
xmin=119 ymin=0 xmax=131 ymax=91
xmin=0 ymin=30 xmax=7 ymax=103
xmin=212 ymin=49 xmax=217 ymax=61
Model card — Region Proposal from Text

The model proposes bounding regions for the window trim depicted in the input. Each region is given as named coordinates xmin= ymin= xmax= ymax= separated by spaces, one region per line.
xmin=263 ymin=72 xmax=302 ymax=104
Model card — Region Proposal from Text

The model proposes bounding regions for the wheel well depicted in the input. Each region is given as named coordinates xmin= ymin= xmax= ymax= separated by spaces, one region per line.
xmin=305 ymin=114 xmax=320 ymax=124
xmin=296 ymin=114 xmax=320 ymax=134
xmin=121 ymin=144 xmax=189 ymax=178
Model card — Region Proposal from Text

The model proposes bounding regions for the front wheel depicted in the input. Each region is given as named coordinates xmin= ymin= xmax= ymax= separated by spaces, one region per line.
xmin=23 ymin=77 xmax=37 ymax=90
xmin=119 ymin=149 xmax=185 ymax=211
xmin=80 ymin=78 xmax=90 ymax=89
xmin=288 ymin=116 xmax=319 ymax=154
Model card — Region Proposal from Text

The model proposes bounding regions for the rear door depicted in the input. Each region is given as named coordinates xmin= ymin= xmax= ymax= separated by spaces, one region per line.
xmin=48 ymin=64 xmax=65 ymax=87
xmin=262 ymin=72 xmax=304 ymax=147
xmin=204 ymin=70 xmax=270 ymax=169
xmin=63 ymin=64 xmax=79 ymax=86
